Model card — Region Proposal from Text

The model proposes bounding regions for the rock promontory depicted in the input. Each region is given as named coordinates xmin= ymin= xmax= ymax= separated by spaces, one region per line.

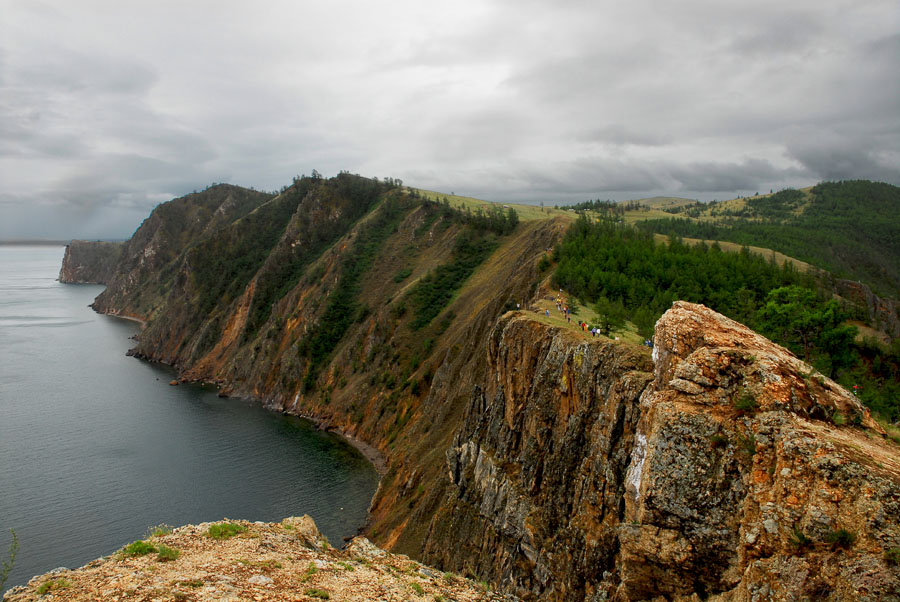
xmin=58 ymin=240 xmax=123 ymax=284
xmin=424 ymin=301 xmax=900 ymax=601
xmin=3 ymin=517 xmax=517 ymax=602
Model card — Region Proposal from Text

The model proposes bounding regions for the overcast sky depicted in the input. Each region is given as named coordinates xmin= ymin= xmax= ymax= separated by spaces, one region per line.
xmin=1 ymin=0 xmax=898 ymax=239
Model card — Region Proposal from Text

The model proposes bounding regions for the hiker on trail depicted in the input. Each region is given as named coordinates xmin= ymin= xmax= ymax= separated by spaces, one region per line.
xmin=546 ymin=309 xmax=550 ymax=317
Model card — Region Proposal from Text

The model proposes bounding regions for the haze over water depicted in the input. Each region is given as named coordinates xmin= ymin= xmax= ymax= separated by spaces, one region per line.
xmin=0 ymin=245 xmax=379 ymax=593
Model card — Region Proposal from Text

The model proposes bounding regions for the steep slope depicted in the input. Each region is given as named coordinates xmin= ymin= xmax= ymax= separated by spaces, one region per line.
xmin=58 ymin=240 xmax=123 ymax=284
xmin=58 ymin=179 xmax=900 ymax=601
xmin=426 ymin=302 xmax=897 ymax=601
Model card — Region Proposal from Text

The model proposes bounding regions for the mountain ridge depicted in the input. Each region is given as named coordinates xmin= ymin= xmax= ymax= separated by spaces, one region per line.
xmin=53 ymin=174 xmax=900 ymax=601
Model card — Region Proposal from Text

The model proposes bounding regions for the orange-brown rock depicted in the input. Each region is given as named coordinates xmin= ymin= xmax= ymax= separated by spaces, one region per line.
xmin=425 ymin=302 xmax=899 ymax=601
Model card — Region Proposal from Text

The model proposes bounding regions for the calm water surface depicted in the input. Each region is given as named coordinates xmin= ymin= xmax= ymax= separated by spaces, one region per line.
xmin=0 ymin=245 xmax=379 ymax=593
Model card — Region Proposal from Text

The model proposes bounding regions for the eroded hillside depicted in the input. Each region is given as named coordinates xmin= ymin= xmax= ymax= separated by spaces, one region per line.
xmin=59 ymin=175 xmax=900 ymax=601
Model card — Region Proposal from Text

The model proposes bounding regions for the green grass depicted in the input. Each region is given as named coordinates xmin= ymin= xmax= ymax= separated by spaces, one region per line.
xmin=789 ymin=527 xmax=812 ymax=551
xmin=37 ymin=578 xmax=71 ymax=594
xmin=305 ymin=588 xmax=330 ymax=599
xmin=413 ymin=189 xmax=562 ymax=222
xmin=300 ymin=562 xmax=319 ymax=582
xmin=885 ymin=547 xmax=900 ymax=565
xmin=825 ymin=528 xmax=856 ymax=549
xmin=737 ymin=434 xmax=757 ymax=456
xmin=410 ymin=582 xmax=425 ymax=596
xmin=408 ymin=230 xmax=499 ymax=329
xmin=156 ymin=544 xmax=181 ymax=562
xmin=733 ymin=390 xmax=758 ymax=413
xmin=121 ymin=539 xmax=157 ymax=557
xmin=147 ymin=524 xmax=173 ymax=537
xmin=206 ymin=522 xmax=247 ymax=540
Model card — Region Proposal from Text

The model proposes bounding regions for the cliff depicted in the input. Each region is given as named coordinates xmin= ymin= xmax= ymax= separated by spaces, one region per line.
xmin=425 ymin=302 xmax=898 ymax=601
xmin=3 ymin=517 xmax=515 ymax=601
xmin=57 ymin=177 xmax=900 ymax=601
xmin=833 ymin=278 xmax=900 ymax=339
xmin=58 ymin=240 xmax=124 ymax=284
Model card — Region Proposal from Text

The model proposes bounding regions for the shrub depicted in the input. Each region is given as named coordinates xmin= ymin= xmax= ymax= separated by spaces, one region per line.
xmin=789 ymin=527 xmax=812 ymax=551
xmin=709 ymin=434 xmax=728 ymax=449
xmin=537 ymin=255 xmax=551 ymax=273
xmin=825 ymin=528 xmax=856 ymax=549
xmin=122 ymin=540 xmax=157 ymax=557
xmin=156 ymin=544 xmax=181 ymax=562
xmin=885 ymin=547 xmax=900 ymax=565
xmin=147 ymin=524 xmax=173 ymax=537
xmin=394 ymin=268 xmax=412 ymax=282
xmin=301 ymin=562 xmax=318 ymax=582
xmin=37 ymin=578 xmax=71 ymax=594
xmin=734 ymin=389 xmax=758 ymax=413
xmin=206 ymin=522 xmax=247 ymax=540
xmin=305 ymin=589 xmax=330 ymax=599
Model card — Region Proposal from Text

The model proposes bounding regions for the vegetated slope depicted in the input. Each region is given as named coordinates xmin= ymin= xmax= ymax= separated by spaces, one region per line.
xmin=551 ymin=214 xmax=900 ymax=423
xmin=65 ymin=172 xmax=559 ymax=563
xmin=58 ymin=240 xmax=123 ymax=284
xmin=58 ymin=176 xmax=900 ymax=601
xmin=633 ymin=180 xmax=900 ymax=299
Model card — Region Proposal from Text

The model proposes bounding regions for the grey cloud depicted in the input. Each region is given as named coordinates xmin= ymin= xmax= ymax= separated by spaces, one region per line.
xmin=1 ymin=0 xmax=898 ymax=239
xmin=668 ymin=158 xmax=808 ymax=193
xmin=578 ymin=125 xmax=672 ymax=147
xmin=786 ymin=136 xmax=900 ymax=185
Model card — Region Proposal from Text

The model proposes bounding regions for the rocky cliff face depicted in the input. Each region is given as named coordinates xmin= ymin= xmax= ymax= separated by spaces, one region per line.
xmin=834 ymin=278 xmax=900 ymax=339
xmin=58 ymin=180 xmax=900 ymax=601
xmin=426 ymin=302 xmax=899 ymax=601
xmin=58 ymin=240 xmax=123 ymax=284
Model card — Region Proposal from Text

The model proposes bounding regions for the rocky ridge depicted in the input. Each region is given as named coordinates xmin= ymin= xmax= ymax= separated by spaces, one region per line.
xmin=54 ymin=180 xmax=900 ymax=600
xmin=423 ymin=302 xmax=900 ymax=601
xmin=3 ymin=516 xmax=516 ymax=602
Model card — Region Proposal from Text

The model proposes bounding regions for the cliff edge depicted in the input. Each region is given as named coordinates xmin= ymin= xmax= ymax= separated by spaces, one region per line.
xmin=424 ymin=301 xmax=899 ymax=601
xmin=58 ymin=240 xmax=123 ymax=284
xmin=3 ymin=517 xmax=517 ymax=602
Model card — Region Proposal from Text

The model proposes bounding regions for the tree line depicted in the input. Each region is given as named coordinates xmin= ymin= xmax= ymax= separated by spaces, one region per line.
xmin=551 ymin=215 xmax=900 ymax=423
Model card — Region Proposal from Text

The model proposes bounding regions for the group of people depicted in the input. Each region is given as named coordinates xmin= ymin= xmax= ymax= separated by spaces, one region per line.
xmin=554 ymin=290 xmax=571 ymax=323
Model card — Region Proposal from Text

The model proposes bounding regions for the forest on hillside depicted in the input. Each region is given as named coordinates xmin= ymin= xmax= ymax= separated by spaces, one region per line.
xmin=634 ymin=181 xmax=900 ymax=299
xmin=551 ymin=215 xmax=900 ymax=425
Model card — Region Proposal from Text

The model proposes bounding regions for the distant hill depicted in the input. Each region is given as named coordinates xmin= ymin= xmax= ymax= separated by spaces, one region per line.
xmin=631 ymin=180 xmax=900 ymax=299
xmin=633 ymin=195 xmax=699 ymax=209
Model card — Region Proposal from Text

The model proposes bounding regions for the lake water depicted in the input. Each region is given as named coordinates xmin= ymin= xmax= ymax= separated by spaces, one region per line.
xmin=0 ymin=245 xmax=379 ymax=593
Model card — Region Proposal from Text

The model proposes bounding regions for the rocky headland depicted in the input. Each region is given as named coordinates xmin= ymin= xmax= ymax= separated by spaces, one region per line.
xmin=51 ymin=178 xmax=900 ymax=601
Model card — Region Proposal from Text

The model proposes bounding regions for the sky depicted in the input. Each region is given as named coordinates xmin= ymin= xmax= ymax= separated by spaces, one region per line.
xmin=1 ymin=0 xmax=898 ymax=240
